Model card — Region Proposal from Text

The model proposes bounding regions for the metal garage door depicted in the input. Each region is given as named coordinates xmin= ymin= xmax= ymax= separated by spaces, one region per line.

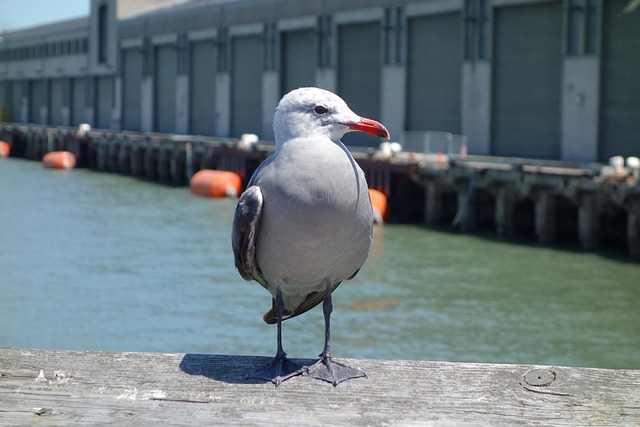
xmin=49 ymin=78 xmax=64 ymax=126
xmin=71 ymin=77 xmax=86 ymax=126
xmin=10 ymin=82 xmax=23 ymax=122
xmin=338 ymin=22 xmax=381 ymax=147
xmin=406 ymin=13 xmax=461 ymax=134
xmin=0 ymin=81 xmax=5 ymax=109
xmin=280 ymin=29 xmax=315 ymax=96
xmin=29 ymin=80 xmax=44 ymax=124
xmin=492 ymin=2 xmax=562 ymax=158
xmin=122 ymin=48 xmax=143 ymax=131
xmin=189 ymin=40 xmax=216 ymax=135
xmin=95 ymin=76 xmax=113 ymax=129
xmin=599 ymin=0 xmax=640 ymax=160
xmin=154 ymin=44 xmax=177 ymax=133
xmin=231 ymin=35 xmax=262 ymax=138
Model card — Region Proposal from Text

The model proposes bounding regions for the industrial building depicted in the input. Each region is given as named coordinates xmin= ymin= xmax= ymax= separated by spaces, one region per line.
xmin=0 ymin=0 xmax=638 ymax=162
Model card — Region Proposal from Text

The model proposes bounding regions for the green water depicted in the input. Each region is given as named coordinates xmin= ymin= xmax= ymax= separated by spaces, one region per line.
xmin=1 ymin=158 xmax=638 ymax=368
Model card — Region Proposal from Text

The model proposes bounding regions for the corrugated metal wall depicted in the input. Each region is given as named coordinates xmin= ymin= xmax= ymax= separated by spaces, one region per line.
xmin=154 ymin=44 xmax=178 ymax=133
xmin=122 ymin=48 xmax=143 ymax=131
xmin=491 ymin=2 xmax=562 ymax=158
xmin=48 ymin=79 xmax=64 ymax=126
xmin=338 ymin=22 xmax=381 ymax=147
xmin=599 ymin=0 xmax=640 ymax=160
xmin=189 ymin=40 xmax=217 ymax=135
xmin=231 ymin=35 xmax=262 ymax=137
xmin=71 ymin=77 xmax=86 ymax=126
xmin=95 ymin=76 xmax=113 ymax=129
xmin=406 ymin=12 xmax=461 ymax=133
xmin=280 ymin=29 xmax=315 ymax=96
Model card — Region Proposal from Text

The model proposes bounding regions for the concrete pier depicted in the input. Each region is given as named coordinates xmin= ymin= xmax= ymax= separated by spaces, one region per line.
xmin=2 ymin=123 xmax=639 ymax=259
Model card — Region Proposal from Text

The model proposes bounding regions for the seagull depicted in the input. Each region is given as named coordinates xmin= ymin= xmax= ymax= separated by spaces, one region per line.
xmin=232 ymin=87 xmax=389 ymax=386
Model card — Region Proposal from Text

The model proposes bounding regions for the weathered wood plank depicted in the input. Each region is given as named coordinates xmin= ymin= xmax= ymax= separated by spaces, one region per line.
xmin=0 ymin=348 xmax=638 ymax=426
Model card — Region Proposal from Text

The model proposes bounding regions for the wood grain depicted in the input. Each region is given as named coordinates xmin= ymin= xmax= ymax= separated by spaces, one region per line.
xmin=1 ymin=348 xmax=638 ymax=426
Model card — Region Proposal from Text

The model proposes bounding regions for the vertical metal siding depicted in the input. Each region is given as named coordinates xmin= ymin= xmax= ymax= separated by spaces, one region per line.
xmin=189 ymin=40 xmax=217 ymax=135
xmin=231 ymin=35 xmax=262 ymax=137
xmin=406 ymin=13 xmax=462 ymax=133
xmin=599 ymin=0 xmax=640 ymax=160
xmin=280 ymin=29 xmax=315 ymax=96
xmin=338 ymin=22 xmax=381 ymax=147
xmin=154 ymin=44 xmax=177 ymax=133
xmin=122 ymin=48 xmax=143 ymax=131
xmin=49 ymin=79 xmax=64 ymax=126
xmin=96 ymin=76 xmax=113 ymax=129
xmin=491 ymin=2 xmax=562 ymax=158
xmin=71 ymin=77 xmax=86 ymax=126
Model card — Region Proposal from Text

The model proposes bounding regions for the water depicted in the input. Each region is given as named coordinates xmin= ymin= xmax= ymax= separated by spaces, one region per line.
xmin=1 ymin=158 xmax=639 ymax=369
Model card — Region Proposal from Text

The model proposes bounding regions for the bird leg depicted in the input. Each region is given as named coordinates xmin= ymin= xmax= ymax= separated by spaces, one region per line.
xmin=246 ymin=288 xmax=303 ymax=386
xmin=304 ymin=282 xmax=367 ymax=386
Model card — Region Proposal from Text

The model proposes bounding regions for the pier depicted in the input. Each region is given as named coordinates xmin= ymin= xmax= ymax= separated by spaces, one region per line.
xmin=1 ymin=347 xmax=638 ymax=425
xmin=1 ymin=123 xmax=639 ymax=258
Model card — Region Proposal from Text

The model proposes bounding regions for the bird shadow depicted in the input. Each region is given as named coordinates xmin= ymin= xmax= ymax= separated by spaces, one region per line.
xmin=179 ymin=353 xmax=316 ymax=385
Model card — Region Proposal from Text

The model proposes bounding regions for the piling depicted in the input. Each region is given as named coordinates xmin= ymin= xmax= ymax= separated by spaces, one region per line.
xmin=1 ymin=123 xmax=639 ymax=258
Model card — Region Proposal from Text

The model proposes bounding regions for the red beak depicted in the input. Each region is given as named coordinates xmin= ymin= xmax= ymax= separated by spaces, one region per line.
xmin=344 ymin=117 xmax=390 ymax=139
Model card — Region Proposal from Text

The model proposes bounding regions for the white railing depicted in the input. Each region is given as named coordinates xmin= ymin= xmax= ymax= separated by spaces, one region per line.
xmin=401 ymin=131 xmax=468 ymax=155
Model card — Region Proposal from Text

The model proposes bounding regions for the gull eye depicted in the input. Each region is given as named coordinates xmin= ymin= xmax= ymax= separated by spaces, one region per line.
xmin=314 ymin=105 xmax=328 ymax=115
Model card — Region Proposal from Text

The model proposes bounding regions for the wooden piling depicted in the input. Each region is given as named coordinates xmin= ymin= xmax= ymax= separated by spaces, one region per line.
xmin=495 ymin=186 xmax=516 ymax=236
xmin=535 ymin=190 xmax=557 ymax=244
xmin=425 ymin=180 xmax=444 ymax=224
xmin=578 ymin=192 xmax=601 ymax=250
xmin=0 ymin=348 xmax=638 ymax=426
xmin=629 ymin=198 xmax=640 ymax=257
xmin=3 ymin=123 xmax=640 ymax=258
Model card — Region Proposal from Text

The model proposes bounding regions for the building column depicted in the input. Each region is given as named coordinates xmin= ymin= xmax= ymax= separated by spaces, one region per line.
xmin=262 ymin=72 xmax=278 ymax=140
xmin=141 ymin=76 xmax=153 ymax=133
xmin=113 ymin=76 xmax=122 ymax=130
xmin=461 ymin=61 xmax=491 ymax=155
xmin=175 ymin=74 xmax=189 ymax=134
xmin=215 ymin=73 xmax=231 ymax=137
xmin=560 ymin=57 xmax=599 ymax=162
xmin=381 ymin=65 xmax=405 ymax=143
xmin=61 ymin=78 xmax=71 ymax=127
xmin=315 ymin=68 xmax=336 ymax=94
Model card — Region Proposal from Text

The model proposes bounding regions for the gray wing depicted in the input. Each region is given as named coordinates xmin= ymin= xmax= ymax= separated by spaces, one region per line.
xmin=231 ymin=185 xmax=263 ymax=281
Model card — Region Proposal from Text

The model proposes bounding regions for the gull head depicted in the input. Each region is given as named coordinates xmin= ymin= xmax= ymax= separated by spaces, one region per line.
xmin=273 ymin=87 xmax=389 ymax=146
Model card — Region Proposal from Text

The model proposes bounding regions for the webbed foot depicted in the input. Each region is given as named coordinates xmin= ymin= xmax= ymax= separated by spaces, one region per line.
xmin=247 ymin=354 xmax=304 ymax=386
xmin=304 ymin=354 xmax=366 ymax=387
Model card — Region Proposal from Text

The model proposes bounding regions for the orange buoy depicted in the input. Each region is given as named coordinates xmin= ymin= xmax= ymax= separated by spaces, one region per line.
xmin=368 ymin=188 xmax=389 ymax=224
xmin=42 ymin=151 xmax=76 ymax=169
xmin=0 ymin=141 xmax=10 ymax=158
xmin=190 ymin=169 xmax=242 ymax=198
